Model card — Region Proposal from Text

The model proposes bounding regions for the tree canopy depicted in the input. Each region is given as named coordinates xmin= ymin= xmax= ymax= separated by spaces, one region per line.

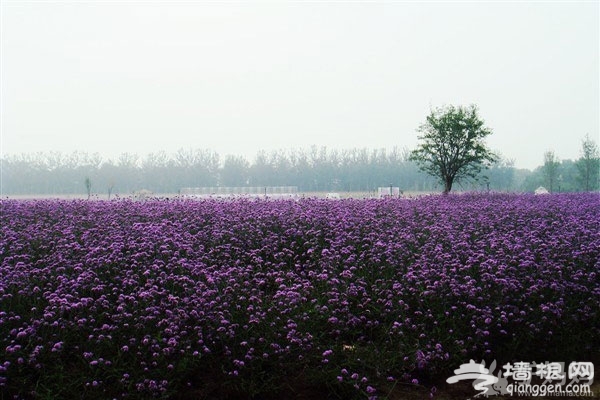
xmin=410 ymin=104 xmax=497 ymax=193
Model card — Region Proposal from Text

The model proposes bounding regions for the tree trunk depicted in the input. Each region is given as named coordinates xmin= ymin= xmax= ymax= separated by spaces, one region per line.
xmin=443 ymin=178 xmax=453 ymax=194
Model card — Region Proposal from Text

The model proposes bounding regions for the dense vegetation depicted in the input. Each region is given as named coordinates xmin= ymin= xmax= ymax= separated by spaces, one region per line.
xmin=0 ymin=146 xmax=579 ymax=196
xmin=1 ymin=193 xmax=598 ymax=399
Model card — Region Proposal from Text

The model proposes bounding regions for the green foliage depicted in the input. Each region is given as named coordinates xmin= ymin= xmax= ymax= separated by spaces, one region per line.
xmin=410 ymin=105 xmax=497 ymax=193
xmin=576 ymin=134 xmax=600 ymax=191
xmin=524 ymin=136 xmax=599 ymax=193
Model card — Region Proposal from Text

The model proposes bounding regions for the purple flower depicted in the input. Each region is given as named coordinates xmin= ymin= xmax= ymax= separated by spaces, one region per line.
xmin=1 ymin=194 xmax=598 ymax=398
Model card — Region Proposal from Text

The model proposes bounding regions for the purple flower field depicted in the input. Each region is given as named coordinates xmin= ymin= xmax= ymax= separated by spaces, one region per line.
xmin=1 ymin=193 xmax=599 ymax=399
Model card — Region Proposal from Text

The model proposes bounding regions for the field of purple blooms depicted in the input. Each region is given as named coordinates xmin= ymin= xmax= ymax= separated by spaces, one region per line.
xmin=1 ymin=193 xmax=599 ymax=399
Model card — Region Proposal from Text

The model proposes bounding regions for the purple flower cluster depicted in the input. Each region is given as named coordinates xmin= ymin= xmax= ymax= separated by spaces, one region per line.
xmin=1 ymin=193 xmax=598 ymax=399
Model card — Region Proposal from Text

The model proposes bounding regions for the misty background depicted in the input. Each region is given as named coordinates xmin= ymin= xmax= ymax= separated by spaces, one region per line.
xmin=1 ymin=146 xmax=593 ymax=196
xmin=1 ymin=1 xmax=598 ymax=195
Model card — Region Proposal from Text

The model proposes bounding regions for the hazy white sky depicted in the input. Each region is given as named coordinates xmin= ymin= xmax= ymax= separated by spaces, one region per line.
xmin=1 ymin=1 xmax=598 ymax=170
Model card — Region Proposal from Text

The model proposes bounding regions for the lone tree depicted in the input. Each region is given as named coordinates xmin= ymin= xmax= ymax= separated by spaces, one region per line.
xmin=576 ymin=134 xmax=599 ymax=191
xmin=410 ymin=104 xmax=497 ymax=194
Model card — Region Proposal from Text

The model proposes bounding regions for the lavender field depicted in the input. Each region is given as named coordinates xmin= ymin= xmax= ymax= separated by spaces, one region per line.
xmin=1 ymin=194 xmax=599 ymax=399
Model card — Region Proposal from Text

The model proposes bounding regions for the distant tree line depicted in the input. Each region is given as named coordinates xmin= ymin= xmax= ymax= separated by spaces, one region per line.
xmin=0 ymin=143 xmax=597 ymax=196
xmin=524 ymin=135 xmax=600 ymax=193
